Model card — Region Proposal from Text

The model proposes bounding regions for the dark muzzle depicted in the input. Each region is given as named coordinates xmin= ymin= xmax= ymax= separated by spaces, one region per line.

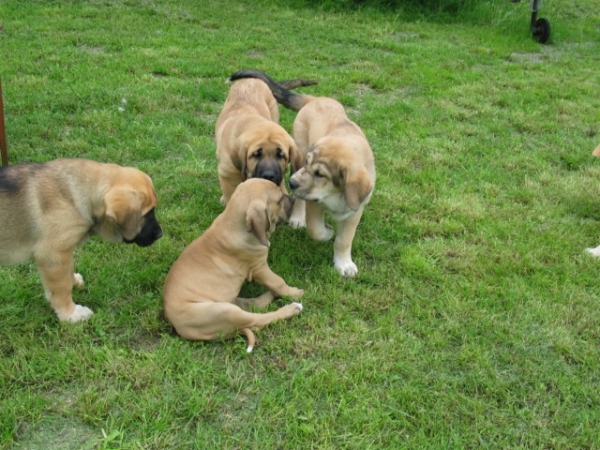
xmin=254 ymin=159 xmax=283 ymax=186
xmin=124 ymin=209 xmax=163 ymax=247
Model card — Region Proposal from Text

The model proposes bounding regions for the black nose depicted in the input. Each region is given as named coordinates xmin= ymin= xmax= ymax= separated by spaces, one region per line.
xmin=262 ymin=171 xmax=277 ymax=182
xmin=289 ymin=178 xmax=299 ymax=190
xmin=255 ymin=161 xmax=282 ymax=186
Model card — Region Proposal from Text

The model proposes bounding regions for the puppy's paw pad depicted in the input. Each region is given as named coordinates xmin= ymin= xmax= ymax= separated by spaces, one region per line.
xmin=335 ymin=260 xmax=358 ymax=278
xmin=585 ymin=247 xmax=600 ymax=257
xmin=73 ymin=273 xmax=85 ymax=288
xmin=67 ymin=305 xmax=94 ymax=323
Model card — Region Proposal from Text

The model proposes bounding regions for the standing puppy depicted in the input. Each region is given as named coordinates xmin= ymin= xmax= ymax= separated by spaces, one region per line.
xmin=163 ymin=178 xmax=303 ymax=352
xmin=228 ymin=69 xmax=375 ymax=278
xmin=215 ymin=72 xmax=316 ymax=205
xmin=0 ymin=159 xmax=163 ymax=322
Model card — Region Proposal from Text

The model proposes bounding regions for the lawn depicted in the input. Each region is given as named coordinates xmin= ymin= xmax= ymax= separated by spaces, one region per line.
xmin=1 ymin=0 xmax=600 ymax=448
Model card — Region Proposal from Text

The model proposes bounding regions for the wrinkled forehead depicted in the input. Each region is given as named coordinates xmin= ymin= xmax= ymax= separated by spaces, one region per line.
xmin=247 ymin=123 xmax=291 ymax=147
xmin=306 ymin=151 xmax=331 ymax=170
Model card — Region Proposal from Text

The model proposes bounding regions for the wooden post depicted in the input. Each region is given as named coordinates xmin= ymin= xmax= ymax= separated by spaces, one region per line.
xmin=0 ymin=76 xmax=8 ymax=166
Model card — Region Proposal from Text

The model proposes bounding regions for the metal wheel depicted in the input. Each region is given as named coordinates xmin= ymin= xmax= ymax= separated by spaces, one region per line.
xmin=532 ymin=17 xmax=551 ymax=44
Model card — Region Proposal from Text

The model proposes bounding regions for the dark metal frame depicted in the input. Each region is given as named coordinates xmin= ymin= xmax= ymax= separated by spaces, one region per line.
xmin=0 ymin=77 xmax=8 ymax=166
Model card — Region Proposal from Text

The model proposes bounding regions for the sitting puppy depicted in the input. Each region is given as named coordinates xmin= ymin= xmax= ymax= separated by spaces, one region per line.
xmin=163 ymin=178 xmax=304 ymax=352
xmin=228 ymin=69 xmax=376 ymax=278
xmin=215 ymin=71 xmax=316 ymax=205
xmin=0 ymin=158 xmax=163 ymax=322
xmin=586 ymin=145 xmax=600 ymax=256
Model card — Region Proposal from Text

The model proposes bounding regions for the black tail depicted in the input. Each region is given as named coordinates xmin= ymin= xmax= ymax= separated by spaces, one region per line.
xmin=227 ymin=69 xmax=316 ymax=111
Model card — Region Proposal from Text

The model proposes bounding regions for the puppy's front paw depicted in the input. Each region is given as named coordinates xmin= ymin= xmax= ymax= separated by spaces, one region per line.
xmin=586 ymin=246 xmax=600 ymax=257
xmin=67 ymin=304 xmax=94 ymax=323
xmin=73 ymin=273 xmax=85 ymax=288
xmin=289 ymin=215 xmax=306 ymax=229
xmin=287 ymin=287 xmax=304 ymax=299
xmin=335 ymin=258 xmax=358 ymax=278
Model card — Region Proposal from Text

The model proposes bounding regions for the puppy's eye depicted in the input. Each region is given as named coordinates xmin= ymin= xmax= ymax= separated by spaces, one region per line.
xmin=252 ymin=149 xmax=263 ymax=158
xmin=276 ymin=148 xmax=285 ymax=159
xmin=314 ymin=169 xmax=323 ymax=178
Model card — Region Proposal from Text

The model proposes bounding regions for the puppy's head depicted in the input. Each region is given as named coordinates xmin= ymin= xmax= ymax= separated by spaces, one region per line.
xmin=289 ymin=137 xmax=373 ymax=211
xmin=237 ymin=122 xmax=301 ymax=187
xmin=101 ymin=168 xmax=163 ymax=247
xmin=229 ymin=178 xmax=293 ymax=247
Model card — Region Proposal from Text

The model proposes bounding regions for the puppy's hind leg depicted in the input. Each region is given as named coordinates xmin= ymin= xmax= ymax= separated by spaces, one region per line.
xmin=238 ymin=302 xmax=303 ymax=352
xmin=235 ymin=291 xmax=275 ymax=310
xmin=177 ymin=302 xmax=303 ymax=352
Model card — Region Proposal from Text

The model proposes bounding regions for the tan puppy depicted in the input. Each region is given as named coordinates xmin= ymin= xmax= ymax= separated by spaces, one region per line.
xmin=163 ymin=178 xmax=303 ymax=352
xmin=0 ymin=158 xmax=163 ymax=322
xmin=215 ymin=72 xmax=316 ymax=205
xmin=228 ymin=69 xmax=375 ymax=278
xmin=586 ymin=145 xmax=600 ymax=256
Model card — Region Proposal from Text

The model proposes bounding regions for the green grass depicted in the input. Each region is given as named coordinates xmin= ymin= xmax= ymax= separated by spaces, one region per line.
xmin=1 ymin=0 xmax=600 ymax=448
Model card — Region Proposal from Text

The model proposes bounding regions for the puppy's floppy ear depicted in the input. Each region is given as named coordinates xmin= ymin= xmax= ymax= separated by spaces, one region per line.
xmin=289 ymin=138 xmax=304 ymax=175
xmin=104 ymin=188 xmax=145 ymax=240
xmin=230 ymin=144 xmax=249 ymax=180
xmin=245 ymin=200 xmax=272 ymax=247
xmin=343 ymin=166 xmax=373 ymax=211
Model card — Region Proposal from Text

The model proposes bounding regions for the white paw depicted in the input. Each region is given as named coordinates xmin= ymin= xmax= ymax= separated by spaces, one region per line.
xmin=67 ymin=304 xmax=94 ymax=323
xmin=289 ymin=215 xmax=306 ymax=229
xmin=291 ymin=302 xmax=303 ymax=312
xmin=335 ymin=259 xmax=358 ymax=278
xmin=586 ymin=246 xmax=600 ymax=257
xmin=73 ymin=273 xmax=85 ymax=288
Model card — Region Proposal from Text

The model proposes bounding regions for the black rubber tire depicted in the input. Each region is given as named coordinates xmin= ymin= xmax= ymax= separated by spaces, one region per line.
xmin=532 ymin=17 xmax=551 ymax=44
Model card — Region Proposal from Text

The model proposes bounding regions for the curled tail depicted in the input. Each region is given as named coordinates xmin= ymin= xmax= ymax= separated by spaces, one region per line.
xmin=227 ymin=69 xmax=315 ymax=111
xmin=240 ymin=327 xmax=256 ymax=353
